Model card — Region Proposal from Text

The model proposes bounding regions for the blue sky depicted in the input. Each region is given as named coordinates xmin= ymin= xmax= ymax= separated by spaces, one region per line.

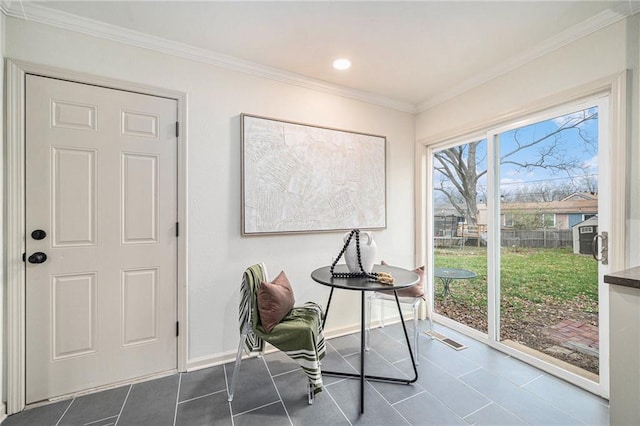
xmin=434 ymin=106 xmax=599 ymax=204
xmin=498 ymin=107 xmax=598 ymax=193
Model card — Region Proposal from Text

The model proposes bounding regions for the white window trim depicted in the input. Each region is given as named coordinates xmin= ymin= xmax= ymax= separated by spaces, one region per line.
xmin=542 ymin=213 xmax=556 ymax=228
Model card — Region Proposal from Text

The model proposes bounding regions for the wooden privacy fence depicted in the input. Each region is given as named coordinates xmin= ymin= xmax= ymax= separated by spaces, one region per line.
xmin=435 ymin=226 xmax=573 ymax=249
xmin=500 ymin=229 xmax=573 ymax=248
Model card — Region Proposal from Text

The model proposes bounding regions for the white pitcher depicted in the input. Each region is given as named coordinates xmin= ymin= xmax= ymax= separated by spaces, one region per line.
xmin=344 ymin=231 xmax=377 ymax=273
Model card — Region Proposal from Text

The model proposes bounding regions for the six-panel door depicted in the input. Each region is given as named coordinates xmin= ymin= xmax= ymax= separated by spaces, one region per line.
xmin=25 ymin=75 xmax=178 ymax=403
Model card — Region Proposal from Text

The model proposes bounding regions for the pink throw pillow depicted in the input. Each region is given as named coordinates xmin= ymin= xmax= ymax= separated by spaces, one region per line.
xmin=380 ymin=260 xmax=425 ymax=298
xmin=257 ymin=271 xmax=295 ymax=333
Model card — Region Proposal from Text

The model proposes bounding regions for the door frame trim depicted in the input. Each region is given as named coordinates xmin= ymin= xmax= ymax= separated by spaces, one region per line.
xmin=6 ymin=59 xmax=189 ymax=414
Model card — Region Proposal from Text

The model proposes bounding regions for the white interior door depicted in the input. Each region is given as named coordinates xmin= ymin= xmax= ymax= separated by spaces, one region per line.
xmin=25 ymin=75 xmax=178 ymax=403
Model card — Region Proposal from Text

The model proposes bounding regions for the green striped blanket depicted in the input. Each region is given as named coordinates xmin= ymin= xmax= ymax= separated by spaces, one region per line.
xmin=240 ymin=264 xmax=326 ymax=394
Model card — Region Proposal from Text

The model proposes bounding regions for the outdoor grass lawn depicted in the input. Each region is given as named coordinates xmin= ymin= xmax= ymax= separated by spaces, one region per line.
xmin=433 ymin=246 xmax=598 ymax=310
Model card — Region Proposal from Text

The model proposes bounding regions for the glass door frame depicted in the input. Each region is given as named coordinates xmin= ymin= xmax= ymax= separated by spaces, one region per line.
xmin=419 ymin=73 xmax=627 ymax=399
xmin=487 ymin=95 xmax=610 ymax=395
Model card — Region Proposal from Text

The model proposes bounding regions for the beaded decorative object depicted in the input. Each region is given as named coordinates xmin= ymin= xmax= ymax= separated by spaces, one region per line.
xmin=330 ymin=229 xmax=380 ymax=281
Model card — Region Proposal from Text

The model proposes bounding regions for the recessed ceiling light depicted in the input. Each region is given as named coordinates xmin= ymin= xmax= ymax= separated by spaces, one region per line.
xmin=333 ymin=58 xmax=351 ymax=70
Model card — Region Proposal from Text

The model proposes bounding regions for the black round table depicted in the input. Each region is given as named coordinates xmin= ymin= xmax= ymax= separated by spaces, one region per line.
xmin=311 ymin=264 xmax=419 ymax=414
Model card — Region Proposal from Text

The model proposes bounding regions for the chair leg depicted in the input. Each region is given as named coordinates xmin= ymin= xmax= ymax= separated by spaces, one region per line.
xmin=412 ymin=301 xmax=420 ymax=365
xmin=227 ymin=332 xmax=247 ymax=402
xmin=307 ymin=382 xmax=315 ymax=405
xmin=365 ymin=293 xmax=372 ymax=351
xmin=426 ymin=298 xmax=435 ymax=339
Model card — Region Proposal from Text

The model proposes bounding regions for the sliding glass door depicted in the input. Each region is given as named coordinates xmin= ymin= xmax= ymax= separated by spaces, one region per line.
xmin=428 ymin=93 xmax=612 ymax=396
xmin=493 ymin=102 xmax=602 ymax=380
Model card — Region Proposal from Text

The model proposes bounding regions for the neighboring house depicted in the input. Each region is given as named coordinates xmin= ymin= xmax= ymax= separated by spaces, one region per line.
xmin=475 ymin=193 xmax=597 ymax=231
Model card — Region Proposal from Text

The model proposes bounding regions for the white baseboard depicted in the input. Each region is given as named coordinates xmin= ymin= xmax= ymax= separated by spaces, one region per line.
xmin=186 ymin=314 xmax=428 ymax=373
xmin=186 ymin=351 xmax=237 ymax=372
xmin=186 ymin=322 xmax=368 ymax=372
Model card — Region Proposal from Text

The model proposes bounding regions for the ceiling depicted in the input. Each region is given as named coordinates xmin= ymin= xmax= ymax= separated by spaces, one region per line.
xmin=8 ymin=1 xmax=640 ymax=111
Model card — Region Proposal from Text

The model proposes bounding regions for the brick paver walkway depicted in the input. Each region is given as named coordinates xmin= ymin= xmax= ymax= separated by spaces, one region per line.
xmin=544 ymin=319 xmax=599 ymax=357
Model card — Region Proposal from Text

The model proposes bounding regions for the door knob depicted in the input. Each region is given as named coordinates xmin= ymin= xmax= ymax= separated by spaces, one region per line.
xmin=31 ymin=229 xmax=47 ymax=240
xmin=28 ymin=252 xmax=47 ymax=264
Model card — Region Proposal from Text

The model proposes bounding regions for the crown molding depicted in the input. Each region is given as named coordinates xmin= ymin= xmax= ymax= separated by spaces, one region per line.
xmin=416 ymin=6 xmax=633 ymax=113
xmin=0 ymin=1 xmax=417 ymax=114
xmin=2 ymin=1 xmax=634 ymax=115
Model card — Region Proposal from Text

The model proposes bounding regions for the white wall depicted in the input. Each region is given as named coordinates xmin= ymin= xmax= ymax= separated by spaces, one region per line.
xmin=3 ymin=17 xmax=416 ymax=365
xmin=417 ymin=19 xmax=630 ymax=137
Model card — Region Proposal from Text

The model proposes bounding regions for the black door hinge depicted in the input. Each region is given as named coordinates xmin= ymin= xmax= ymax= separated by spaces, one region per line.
xmin=176 ymin=222 xmax=179 ymax=237
xmin=176 ymin=122 xmax=179 ymax=138
xmin=176 ymin=321 xmax=180 ymax=337
xmin=22 ymin=253 xmax=26 ymax=262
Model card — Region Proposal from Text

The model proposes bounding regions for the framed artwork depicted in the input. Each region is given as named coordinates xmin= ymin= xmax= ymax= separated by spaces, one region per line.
xmin=241 ymin=114 xmax=386 ymax=235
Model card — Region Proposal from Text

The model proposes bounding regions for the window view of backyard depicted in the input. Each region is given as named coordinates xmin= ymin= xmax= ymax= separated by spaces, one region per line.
xmin=433 ymin=246 xmax=598 ymax=374
xmin=432 ymin=105 xmax=600 ymax=376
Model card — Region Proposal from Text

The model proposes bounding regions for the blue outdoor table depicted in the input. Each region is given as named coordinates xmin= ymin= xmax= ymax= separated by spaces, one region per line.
xmin=434 ymin=267 xmax=477 ymax=297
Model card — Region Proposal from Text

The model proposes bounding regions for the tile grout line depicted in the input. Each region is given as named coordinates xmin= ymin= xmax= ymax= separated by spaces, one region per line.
xmin=53 ymin=398 xmax=75 ymax=426
xmin=178 ymin=388 xmax=227 ymax=405
xmin=365 ymin=329 xmax=415 ymax=372
xmin=371 ymin=329 xmax=446 ymax=426
xmin=340 ymin=326 xmax=417 ymax=424
xmin=172 ymin=372 xmax=182 ymax=426
xmin=112 ymin=384 xmax=132 ymax=426
xmin=517 ymin=380 xmax=602 ymax=425
xmin=456 ymin=365 xmax=483 ymax=379
xmin=326 ymin=339 xmax=360 ymax=375
xmin=261 ymin=356 xmax=294 ymax=426
xmin=461 ymin=401 xmax=494 ymax=419
xmin=327 ymin=333 xmax=362 ymax=358
xmin=367 ymin=380 xmax=413 ymax=425
xmin=83 ymin=415 xmax=118 ymax=426
xmin=270 ymin=368 xmax=300 ymax=379
xmin=384 ymin=327 xmax=488 ymax=423
xmin=316 ymin=338 xmax=356 ymax=424
xmin=391 ymin=389 xmax=427 ymax=406
xmin=519 ymin=374 xmax=544 ymax=389
xmin=323 ymin=385 xmax=353 ymax=426
xmin=232 ymin=400 xmax=283 ymax=418
xmin=466 ymin=358 xmax=595 ymax=425
xmin=462 ymin=400 xmax=529 ymax=425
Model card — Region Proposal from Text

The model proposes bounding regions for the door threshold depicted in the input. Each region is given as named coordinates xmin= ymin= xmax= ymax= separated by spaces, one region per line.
xmin=27 ymin=369 xmax=178 ymax=409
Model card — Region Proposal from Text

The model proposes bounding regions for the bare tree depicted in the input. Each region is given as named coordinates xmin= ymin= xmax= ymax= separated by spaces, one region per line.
xmin=505 ymin=181 xmax=581 ymax=203
xmin=434 ymin=143 xmax=485 ymax=225
xmin=433 ymin=109 xmax=597 ymax=225
xmin=575 ymin=175 xmax=598 ymax=194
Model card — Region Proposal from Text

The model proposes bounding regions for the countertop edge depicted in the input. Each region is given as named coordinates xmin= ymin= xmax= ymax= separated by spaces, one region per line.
xmin=604 ymin=266 xmax=640 ymax=289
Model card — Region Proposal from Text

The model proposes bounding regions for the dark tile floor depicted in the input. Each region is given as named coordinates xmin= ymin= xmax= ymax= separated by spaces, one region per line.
xmin=3 ymin=322 xmax=609 ymax=425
